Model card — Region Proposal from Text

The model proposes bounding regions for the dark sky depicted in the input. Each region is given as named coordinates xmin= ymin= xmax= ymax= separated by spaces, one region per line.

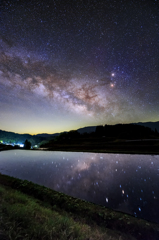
xmin=0 ymin=0 xmax=159 ymax=134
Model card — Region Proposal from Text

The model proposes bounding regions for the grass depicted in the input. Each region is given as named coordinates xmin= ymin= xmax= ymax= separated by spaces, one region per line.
xmin=0 ymin=184 xmax=132 ymax=240
xmin=0 ymin=188 xmax=86 ymax=239
xmin=0 ymin=174 xmax=159 ymax=239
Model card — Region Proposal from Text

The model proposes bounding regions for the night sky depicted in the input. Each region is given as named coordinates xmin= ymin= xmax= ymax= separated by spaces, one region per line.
xmin=0 ymin=0 xmax=159 ymax=134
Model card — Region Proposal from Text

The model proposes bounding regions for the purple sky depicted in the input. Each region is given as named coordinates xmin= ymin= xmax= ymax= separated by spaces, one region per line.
xmin=0 ymin=0 xmax=158 ymax=134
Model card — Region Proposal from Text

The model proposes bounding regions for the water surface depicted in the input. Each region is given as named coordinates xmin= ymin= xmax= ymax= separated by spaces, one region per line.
xmin=0 ymin=150 xmax=159 ymax=223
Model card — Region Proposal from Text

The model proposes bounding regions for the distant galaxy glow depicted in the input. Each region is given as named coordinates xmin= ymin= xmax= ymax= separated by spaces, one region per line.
xmin=0 ymin=0 xmax=159 ymax=134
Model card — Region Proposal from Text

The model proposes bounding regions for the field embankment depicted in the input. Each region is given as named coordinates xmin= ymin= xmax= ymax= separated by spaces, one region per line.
xmin=40 ymin=138 xmax=159 ymax=155
xmin=0 ymin=173 xmax=159 ymax=240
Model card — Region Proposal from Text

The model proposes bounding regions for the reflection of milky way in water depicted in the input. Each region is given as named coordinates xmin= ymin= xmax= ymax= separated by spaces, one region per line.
xmin=0 ymin=150 xmax=159 ymax=223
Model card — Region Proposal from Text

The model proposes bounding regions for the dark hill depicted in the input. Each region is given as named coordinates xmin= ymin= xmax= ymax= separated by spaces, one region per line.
xmin=0 ymin=130 xmax=45 ymax=146
xmin=77 ymin=126 xmax=96 ymax=134
xmin=35 ymin=133 xmax=59 ymax=138
xmin=77 ymin=122 xmax=159 ymax=135
xmin=135 ymin=121 xmax=159 ymax=132
xmin=1 ymin=121 xmax=158 ymax=146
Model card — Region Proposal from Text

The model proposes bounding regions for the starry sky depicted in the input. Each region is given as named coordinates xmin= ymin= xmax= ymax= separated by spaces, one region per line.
xmin=0 ymin=0 xmax=159 ymax=134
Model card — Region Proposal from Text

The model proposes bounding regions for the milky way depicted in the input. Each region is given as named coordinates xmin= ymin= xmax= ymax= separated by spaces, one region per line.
xmin=0 ymin=0 xmax=159 ymax=134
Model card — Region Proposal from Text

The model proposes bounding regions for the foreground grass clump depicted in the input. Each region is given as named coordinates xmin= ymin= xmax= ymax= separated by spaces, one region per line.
xmin=0 ymin=184 xmax=129 ymax=240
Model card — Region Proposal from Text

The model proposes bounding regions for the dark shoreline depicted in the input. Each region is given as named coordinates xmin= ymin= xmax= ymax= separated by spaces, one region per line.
xmin=1 ymin=146 xmax=159 ymax=155
xmin=39 ymin=137 xmax=159 ymax=155
xmin=40 ymin=148 xmax=159 ymax=155
xmin=1 ymin=137 xmax=159 ymax=155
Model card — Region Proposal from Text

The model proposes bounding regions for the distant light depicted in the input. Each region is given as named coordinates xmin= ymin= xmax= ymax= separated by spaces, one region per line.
xmin=19 ymin=144 xmax=24 ymax=147
xmin=111 ymin=73 xmax=115 ymax=76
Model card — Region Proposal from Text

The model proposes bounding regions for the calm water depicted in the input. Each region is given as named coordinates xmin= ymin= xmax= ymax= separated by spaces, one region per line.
xmin=0 ymin=150 xmax=159 ymax=223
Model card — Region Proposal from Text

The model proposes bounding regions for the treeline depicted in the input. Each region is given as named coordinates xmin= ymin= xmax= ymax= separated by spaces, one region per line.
xmin=95 ymin=124 xmax=158 ymax=139
xmin=40 ymin=124 xmax=158 ymax=148
xmin=1 ymin=123 xmax=158 ymax=149
xmin=57 ymin=124 xmax=158 ymax=141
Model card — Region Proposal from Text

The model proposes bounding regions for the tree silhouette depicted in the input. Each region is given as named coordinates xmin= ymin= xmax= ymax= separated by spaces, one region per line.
xmin=24 ymin=139 xmax=31 ymax=149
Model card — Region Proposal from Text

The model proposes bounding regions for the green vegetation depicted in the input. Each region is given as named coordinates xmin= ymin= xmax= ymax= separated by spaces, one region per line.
xmin=0 ymin=173 xmax=159 ymax=240
xmin=0 ymin=185 xmax=110 ymax=240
